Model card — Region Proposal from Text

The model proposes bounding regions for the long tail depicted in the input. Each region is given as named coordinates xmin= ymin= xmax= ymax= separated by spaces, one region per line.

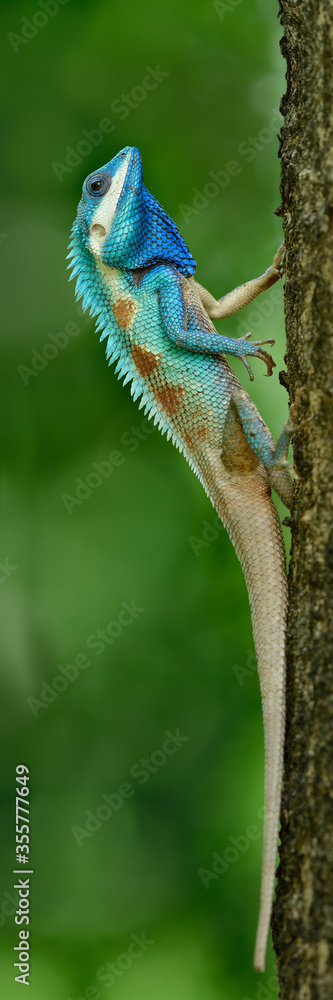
xmin=209 ymin=466 xmax=287 ymax=972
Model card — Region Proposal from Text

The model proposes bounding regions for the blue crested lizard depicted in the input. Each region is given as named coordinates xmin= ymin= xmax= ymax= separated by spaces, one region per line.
xmin=69 ymin=146 xmax=294 ymax=972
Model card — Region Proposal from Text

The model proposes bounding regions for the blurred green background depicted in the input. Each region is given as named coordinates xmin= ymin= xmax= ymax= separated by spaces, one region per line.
xmin=1 ymin=0 xmax=287 ymax=996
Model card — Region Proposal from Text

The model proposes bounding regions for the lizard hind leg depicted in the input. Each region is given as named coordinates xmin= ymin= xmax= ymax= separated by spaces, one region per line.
xmin=228 ymin=388 xmax=295 ymax=510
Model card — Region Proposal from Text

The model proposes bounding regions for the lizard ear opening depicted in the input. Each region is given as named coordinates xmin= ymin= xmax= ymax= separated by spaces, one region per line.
xmin=89 ymin=223 xmax=107 ymax=256
xmin=90 ymin=224 xmax=106 ymax=237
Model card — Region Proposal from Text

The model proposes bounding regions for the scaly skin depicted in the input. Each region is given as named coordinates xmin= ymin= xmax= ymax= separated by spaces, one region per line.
xmin=69 ymin=146 xmax=294 ymax=972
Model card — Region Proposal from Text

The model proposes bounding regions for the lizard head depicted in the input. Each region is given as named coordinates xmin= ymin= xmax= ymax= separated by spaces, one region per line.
xmin=70 ymin=145 xmax=196 ymax=277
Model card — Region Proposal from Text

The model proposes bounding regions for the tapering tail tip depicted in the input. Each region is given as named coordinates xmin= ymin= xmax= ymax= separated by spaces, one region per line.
xmin=253 ymin=903 xmax=268 ymax=971
xmin=252 ymin=800 xmax=281 ymax=973
xmin=252 ymin=798 xmax=281 ymax=973
xmin=253 ymin=944 xmax=266 ymax=974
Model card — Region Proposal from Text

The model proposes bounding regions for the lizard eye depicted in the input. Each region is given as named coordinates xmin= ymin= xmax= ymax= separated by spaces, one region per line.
xmin=86 ymin=172 xmax=111 ymax=197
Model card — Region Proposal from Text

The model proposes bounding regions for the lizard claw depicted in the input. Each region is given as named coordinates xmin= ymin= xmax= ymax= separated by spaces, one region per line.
xmin=288 ymin=389 xmax=310 ymax=433
xmin=238 ymin=333 xmax=276 ymax=380
xmin=241 ymin=356 xmax=255 ymax=381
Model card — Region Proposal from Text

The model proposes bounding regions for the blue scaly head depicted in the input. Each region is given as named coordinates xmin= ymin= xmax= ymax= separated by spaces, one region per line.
xmin=69 ymin=144 xmax=196 ymax=278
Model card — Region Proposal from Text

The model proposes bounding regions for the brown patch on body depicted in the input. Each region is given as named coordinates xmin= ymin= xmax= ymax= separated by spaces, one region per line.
xmin=183 ymin=423 xmax=208 ymax=451
xmin=112 ymin=298 xmax=136 ymax=330
xmin=221 ymin=406 xmax=259 ymax=474
xmin=155 ymin=384 xmax=184 ymax=418
xmin=132 ymin=267 xmax=152 ymax=286
xmin=131 ymin=343 xmax=160 ymax=378
xmin=183 ymin=430 xmax=194 ymax=449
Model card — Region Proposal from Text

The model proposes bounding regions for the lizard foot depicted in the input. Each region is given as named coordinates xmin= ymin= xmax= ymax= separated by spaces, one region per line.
xmin=268 ymin=392 xmax=307 ymax=480
xmin=237 ymin=332 xmax=276 ymax=381
xmin=271 ymin=241 xmax=285 ymax=278
xmin=288 ymin=388 xmax=310 ymax=435
xmin=278 ymin=391 xmax=309 ymax=454
xmin=274 ymin=455 xmax=300 ymax=481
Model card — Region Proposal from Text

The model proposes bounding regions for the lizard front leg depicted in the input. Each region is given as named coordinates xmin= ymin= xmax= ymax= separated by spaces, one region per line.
xmin=157 ymin=269 xmax=276 ymax=380
xmin=196 ymin=242 xmax=285 ymax=319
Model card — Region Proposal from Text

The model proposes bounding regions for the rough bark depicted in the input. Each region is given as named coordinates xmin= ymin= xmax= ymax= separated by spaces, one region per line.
xmin=271 ymin=2 xmax=333 ymax=997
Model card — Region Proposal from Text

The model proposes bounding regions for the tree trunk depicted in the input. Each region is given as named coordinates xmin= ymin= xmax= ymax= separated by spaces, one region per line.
xmin=272 ymin=2 xmax=333 ymax=996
